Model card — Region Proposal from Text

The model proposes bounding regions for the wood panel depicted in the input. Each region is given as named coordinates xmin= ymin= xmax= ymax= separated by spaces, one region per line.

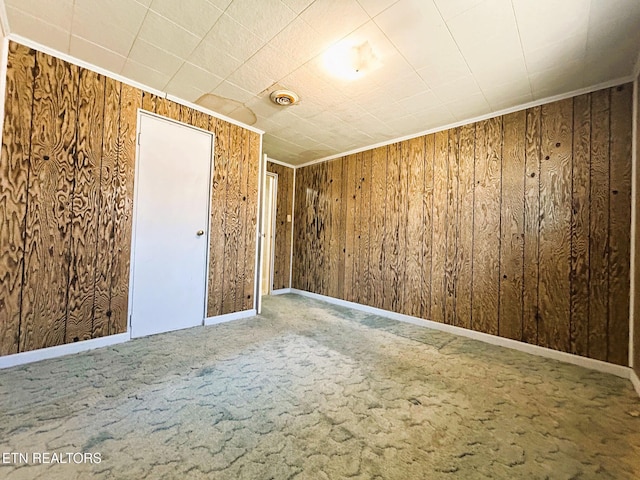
xmin=635 ymin=73 xmax=640 ymax=376
xmin=343 ymin=154 xmax=357 ymax=302
xmin=93 ymin=78 xmax=121 ymax=339
xmin=499 ymin=111 xmax=526 ymax=341
xmin=109 ymin=83 xmax=141 ymax=334
xmin=352 ymin=153 xmax=363 ymax=303
xmin=471 ymin=118 xmax=502 ymax=336
xmin=359 ymin=151 xmax=372 ymax=305
xmin=523 ymin=106 xmax=541 ymax=345
xmin=243 ymin=131 xmax=260 ymax=311
xmin=456 ymin=124 xmax=475 ymax=330
xmin=421 ymin=134 xmax=435 ymax=320
xmin=538 ymin=99 xmax=573 ymax=352
xmin=382 ymin=144 xmax=402 ymax=312
xmin=221 ymin=125 xmax=242 ymax=314
xmin=570 ymin=94 xmax=591 ymax=357
xmin=328 ymin=158 xmax=343 ymax=298
xmin=444 ymin=129 xmax=460 ymax=325
xmin=66 ymin=68 xmax=105 ymax=343
xmin=20 ymin=52 xmax=79 ymax=352
xmin=588 ymin=89 xmax=610 ymax=361
xmin=0 ymin=43 xmax=35 ymax=355
xmin=608 ymin=84 xmax=632 ymax=365
xmin=207 ymin=119 xmax=227 ymax=317
xmin=431 ymin=130 xmax=449 ymax=324
xmin=368 ymin=147 xmax=387 ymax=308
xmin=404 ymin=137 xmax=425 ymax=318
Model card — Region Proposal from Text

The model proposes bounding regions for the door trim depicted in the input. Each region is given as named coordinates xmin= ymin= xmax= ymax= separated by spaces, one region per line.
xmin=128 ymin=109 xmax=215 ymax=337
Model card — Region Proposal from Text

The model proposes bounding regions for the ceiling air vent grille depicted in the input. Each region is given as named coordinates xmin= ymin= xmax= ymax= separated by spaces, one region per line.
xmin=270 ymin=90 xmax=299 ymax=106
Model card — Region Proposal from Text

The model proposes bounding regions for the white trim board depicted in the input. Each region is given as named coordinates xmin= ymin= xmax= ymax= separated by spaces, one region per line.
xmin=205 ymin=309 xmax=256 ymax=326
xmin=631 ymin=75 xmax=638 ymax=368
xmin=290 ymin=289 xmax=632 ymax=380
xmin=265 ymin=156 xmax=294 ymax=169
xmin=632 ymin=369 xmax=640 ymax=398
xmin=6 ymin=34 xmax=264 ymax=135
xmin=271 ymin=288 xmax=292 ymax=295
xmin=295 ymin=75 xmax=635 ymax=169
xmin=0 ymin=333 xmax=129 ymax=370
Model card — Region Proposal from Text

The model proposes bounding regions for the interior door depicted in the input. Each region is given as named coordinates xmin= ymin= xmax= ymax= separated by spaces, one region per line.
xmin=261 ymin=173 xmax=277 ymax=295
xmin=130 ymin=113 xmax=213 ymax=338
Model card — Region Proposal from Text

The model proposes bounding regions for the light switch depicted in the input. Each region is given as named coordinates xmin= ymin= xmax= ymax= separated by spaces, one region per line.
xmin=287 ymin=214 xmax=291 ymax=223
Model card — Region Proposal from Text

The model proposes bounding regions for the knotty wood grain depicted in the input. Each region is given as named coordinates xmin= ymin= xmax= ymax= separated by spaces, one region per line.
xmin=221 ymin=124 xmax=242 ymax=314
xmin=20 ymin=52 xmax=79 ymax=352
xmin=368 ymin=147 xmax=387 ymax=309
xmin=523 ymin=106 xmax=541 ymax=345
xmin=0 ymin=42 xmax=35 ymax=355
xmin=570 ymin=94 xmax=591 ymax=357
xmin=352 ymin=153 xmax=363 ymax=304
xmin=141 ymin=91 xmax=159 ymax=113
xmin=233 ymin=129 xmax=249 ymax=310
xmin=421 ymin=134 xmax=435 ymax=320
xmin=382 ymin=144 xmax=401 ymax=312
xmin=243 ymin=131 xmax=260 ymax=310
xmin=607 ymin=83 xmax=632 ymax=366
xmin=498 ymin=111 xmax=526 ymax=341
xmin=538 ymin=99 xmax=573 ymax=352
xmin=328 ymin=158 xmax=342 ymax=299
xmin=66 ymin=68 xmax=105 ymax=343
xmin=588 ymin=89 xmax=610 ymax=361
xmin=92 ymin=78 xmax=121 ymax=339
xmin=109 ymin=83 xmax=141 ymax=335
xmin=358 ymin=150 xmax=372 ymax=306
xmin=456 ymin=124 xmax=475 ymax=330
xmin=471 ymin=118 xmax=502 ymax=336
xmin=431 ymin=130 xmax=449 ymax=324
xmin=208 ymin=119 xmax=227 ymax=317
xmin=636 ymin=74 xmax=640 ymax=376
xmin=343 ymin=155 xmax=357 ymax=302
xmin=444 ymin=129 xmax=460 ymax=325
xmin=404 ymin=137 xmax=425 ymax=318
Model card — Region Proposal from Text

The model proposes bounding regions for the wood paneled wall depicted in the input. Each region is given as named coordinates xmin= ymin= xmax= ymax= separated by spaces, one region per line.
xmin=266 ymin=161 xmax=294 ymax=290
xmin=635 ymin=73 xmax=640 ymax=376
xmin=0 ymin=41 xmax=260 ymax=356
xmin=139 ymin=93 xmax=260 ymax=317
xmin=293 ymin=84 xmax=633 ymax=366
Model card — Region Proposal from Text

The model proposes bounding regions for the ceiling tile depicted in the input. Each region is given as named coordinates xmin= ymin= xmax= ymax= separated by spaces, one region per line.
xmin=471 ymin=56 xmax=529 ymax=89
xmin=164 ymin=80 xmax=207 ymax=103
xmin=268 ymin=17 xmax=329 ymax=64
xmin=356 ymin=0 xmax=399 ymax=17
xmin=513 ymin=0 xmax=590 ymax=53
xmin=128 ymin=37 xmax=184 ymax=75
xmin=188 ymin=40 xmax=243 ymax=78
xmin=485 ymin=92 xmax=533 ymax=111
xmin=432 ymin=0 xmax=485 ymax=21
xmin=446 ymin=0 xmax=524 ymax=73
xmin=168 ymin=62 xmax=224 ymax=93
xmin=212 ymin=81 xmax=256 ymax=103
xmin=121 ymin=58 xmax=171 ymax=90
xmin=444 ymin=91 xmax=491 ymax=120
xmin=226 ymin=0 xmax=296 ymax=41
xmin=149 ymin=0 xmax=223 ymax=38
xmin=281 ymin=0 xmax=314 ymax=14
xmin=529 ymin=59 xmax=586 ymax=98
xmin=138 ymin=11 xmax=202 ymax=58
xmin=71 ymin=15 xmax=136 ymax=57
xmin=241 ymin=44 xmax=300 ymax=84
xmin=524 ymin=34 xmax=587 ymax=74
xmin=7 ymin=7 xmax=70 ymax=53
xmin=74 ymin=0 xmax=148 ymax=35
xmin=431 ymin=75 xmax=482 ymax=103
xmin=69 ymin=35 xmax=127 ymax=73
xmin=206 ymin=0 xmax=233 ymax=10
xmin=202 ymin=14 xmax=266 ymax=62
xmin=301 ymin=0 xmax=369 ymax=44
xmin=227 ymin=63 xmax=276 ymax=95
xmin=6 ymin=0 xmax=74 ymax=30
xmin=479 ymin=77 xmax=531 ymax=105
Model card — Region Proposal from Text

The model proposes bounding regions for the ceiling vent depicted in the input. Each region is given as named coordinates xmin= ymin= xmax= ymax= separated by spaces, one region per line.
xmin=270 ymin=90 xmax=299 ymax=106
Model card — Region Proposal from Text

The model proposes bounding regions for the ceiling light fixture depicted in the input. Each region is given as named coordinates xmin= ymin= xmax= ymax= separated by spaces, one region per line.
xmin=324 ymin=40 xmax=380 ymax=80
xmin=270 ymin=90 xmax=299 ymax=106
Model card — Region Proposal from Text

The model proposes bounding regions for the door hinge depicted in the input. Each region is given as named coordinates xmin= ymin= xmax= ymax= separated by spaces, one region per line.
xmin=137 ymin=132 xmax=141 ymax=145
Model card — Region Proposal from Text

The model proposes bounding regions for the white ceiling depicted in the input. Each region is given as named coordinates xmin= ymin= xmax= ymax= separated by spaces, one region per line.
xmin=4 ymin=0 xmax=640 ymax=165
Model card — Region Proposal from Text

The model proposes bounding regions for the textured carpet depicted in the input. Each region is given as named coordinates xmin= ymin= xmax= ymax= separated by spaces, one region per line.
xmin=0 ymin=294 xmax=639 ymax=479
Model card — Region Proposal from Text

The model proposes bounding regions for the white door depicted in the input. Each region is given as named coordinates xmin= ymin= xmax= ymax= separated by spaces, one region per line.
xmin=130 ymin=113 xmax=213 ymax=338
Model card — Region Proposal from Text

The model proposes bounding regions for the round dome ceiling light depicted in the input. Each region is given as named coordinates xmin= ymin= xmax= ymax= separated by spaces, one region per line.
xmin=270 ymin=90 xmax=299 ymax=106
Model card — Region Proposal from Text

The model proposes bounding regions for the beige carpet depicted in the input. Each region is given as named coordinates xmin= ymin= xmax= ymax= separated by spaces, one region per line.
xmin=0 ymin=294 xmax=639 ymax=479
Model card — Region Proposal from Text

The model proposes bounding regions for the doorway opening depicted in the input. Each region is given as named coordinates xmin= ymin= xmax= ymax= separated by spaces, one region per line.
xmin=261 ymin=172 xmax=278 ymax=296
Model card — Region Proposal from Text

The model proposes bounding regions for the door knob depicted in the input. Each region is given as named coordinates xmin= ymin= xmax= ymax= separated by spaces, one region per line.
xmin=196 ymin=230 xmax=205 ymax=236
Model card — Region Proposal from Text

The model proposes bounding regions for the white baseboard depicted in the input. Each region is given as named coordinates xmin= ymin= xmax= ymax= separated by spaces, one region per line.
xmin=205 ymin=309 xmax=256 ymax=326
xmin=291 ymin=289 xmax=632 ymax=380
xmin=271 ymin=288 xmax=292 ymax=295
xmin=631 ymin=369 xmax=640 ymax=398
xmin=0 ymin=333 xmax=129 ymax=369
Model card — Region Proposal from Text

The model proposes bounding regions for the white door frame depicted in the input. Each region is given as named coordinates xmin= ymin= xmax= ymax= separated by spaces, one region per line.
xmin=128 ymin=109 xmax=215 ymax=336
xmin=261 ymin=172 xmax=278 ymax=296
